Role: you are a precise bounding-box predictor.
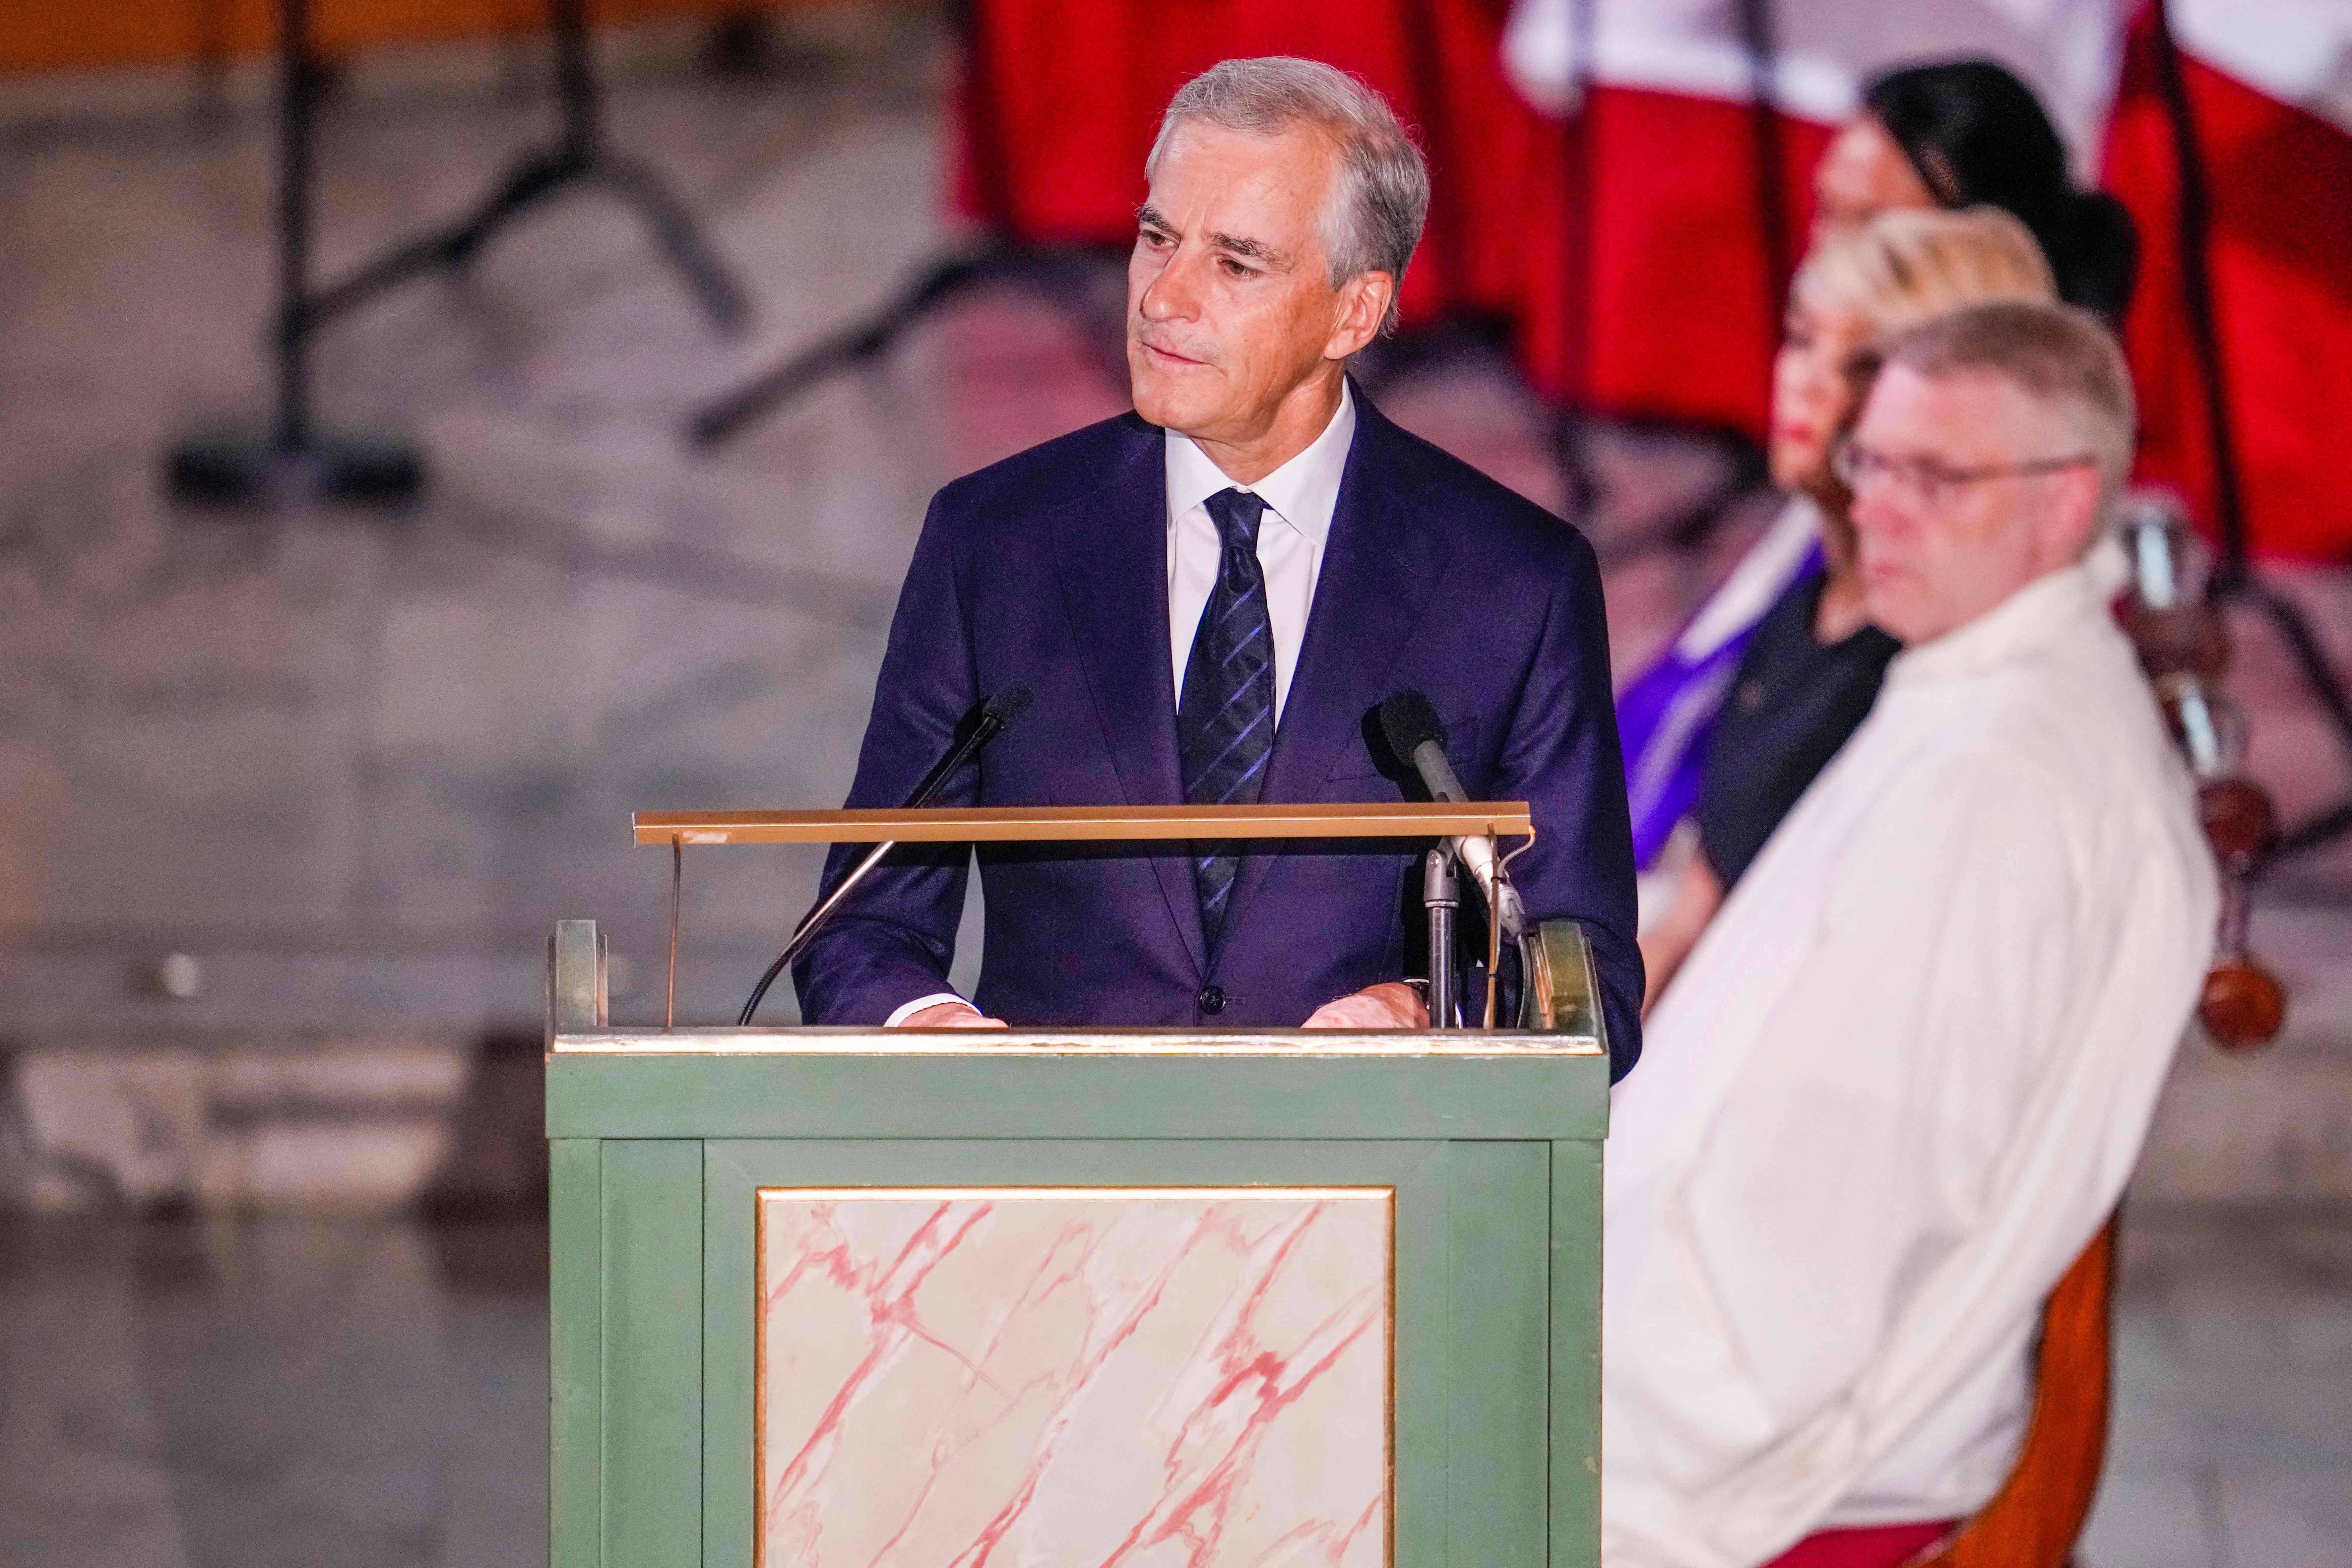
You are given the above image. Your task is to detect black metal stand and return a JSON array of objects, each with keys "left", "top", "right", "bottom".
[
  {"left": 686, "top": 240, "right": 1125, "bottom": 447},
  {"left": 1734, "top": 0, "right": 1795, "bottom": 317},
  {"left": 303, "top": 0, "right": 750, "bottom": 338},
  {"left": 166, "top": 0, "right": 424, "bottom": 508},
  {"left": 683, "top": 240, "right": 1530, "bottom": 451},
  {"left": 685, "top": 0, "right": 1125, "bottom": 449},
  {"left": 1424, "top": 846, "right": 1460, "bottom": 1030},
  {"left": 1526, "top": 0, "right": 1785, "bottom": 540},
  {"left": 1614, "top": 0, "right": 1781, "bottom": 546},
  {"left": 2150, "top": 0, "right": 2352, "bottom": 858},
  {"left": 1350, "top": 309, "right": 1518, "bottom": 394}
]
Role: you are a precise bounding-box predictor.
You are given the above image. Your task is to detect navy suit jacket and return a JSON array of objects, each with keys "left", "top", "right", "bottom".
[{"left": 794, "top": 389, "right": 1644, "bottom": 1078}]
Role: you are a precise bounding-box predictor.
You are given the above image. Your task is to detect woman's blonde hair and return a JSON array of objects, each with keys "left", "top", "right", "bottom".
[{"left": 1792, "top": 205, "right": 2057, "bottom": 336}]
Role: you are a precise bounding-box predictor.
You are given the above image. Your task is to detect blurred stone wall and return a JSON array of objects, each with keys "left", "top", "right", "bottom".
[{"left": 1, "top": 13, "right": 2345, "bottom": 1212}]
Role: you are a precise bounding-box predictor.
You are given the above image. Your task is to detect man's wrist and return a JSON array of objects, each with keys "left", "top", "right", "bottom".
[{"left": 884, "top": 991, "right": 971, "bottom": 1028}]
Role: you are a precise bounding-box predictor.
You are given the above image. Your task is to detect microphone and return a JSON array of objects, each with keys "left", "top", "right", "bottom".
[
  {"left": 737, "top": 682, "right": 1034, "bottom": 1026},
  {"left": 1377, "top": 690, "right": 1525, "bottom": 937},
  {"left": 906, "top": 682, "right": 1033, "bottom": 804}
]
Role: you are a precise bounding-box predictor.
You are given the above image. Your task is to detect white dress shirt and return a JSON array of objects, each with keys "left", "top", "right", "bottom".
[
  {"left": 883, "top": 386, "right": 1357, "bottom": 1027},
  {"left": 1165, "top": 380, "right": 1355, "bottom": 721},
  {"left": 1600, "top": 548, "right": 2217, "bottom": 1567}
]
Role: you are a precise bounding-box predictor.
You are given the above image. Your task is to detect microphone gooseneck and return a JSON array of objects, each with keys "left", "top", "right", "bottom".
[
  {"left": 1377, "top": 690, "right": 1525, "bottom": 939},
  {"left": 897, "top": 682, "right": 1034, "bottom": 808},
  {"left": 736, "top": 682, "right": 1034, "bottom": 1026}
]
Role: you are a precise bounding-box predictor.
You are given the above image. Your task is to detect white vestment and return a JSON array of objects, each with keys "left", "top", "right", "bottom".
[{"left": 1601, "top": 553, "right": 2217, "bottom": 1568}]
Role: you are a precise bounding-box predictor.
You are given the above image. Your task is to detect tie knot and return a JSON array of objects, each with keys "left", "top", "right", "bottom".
[{"left": 1204, "top": 488, "right": 1268, "bottom": 552}]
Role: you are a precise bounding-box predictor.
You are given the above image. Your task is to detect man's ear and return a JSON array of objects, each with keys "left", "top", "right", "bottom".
[
  {"left": 1324, "top": 271, "right": 1394, "bottom": 361},
  {"left": 2049, "top": 464, "right": 2108, "bottom": 563}
]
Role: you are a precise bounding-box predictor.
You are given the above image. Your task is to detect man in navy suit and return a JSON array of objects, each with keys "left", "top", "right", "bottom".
[{"left": 795, "top": 57, "right": 1642, "bottom": 1074}]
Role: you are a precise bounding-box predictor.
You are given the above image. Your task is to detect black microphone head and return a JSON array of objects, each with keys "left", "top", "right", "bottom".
[
  {"left": 1377, "top": 689, "right": 1445, "bottom": 759},
  {"left": 985, "top": 682, "right": 1035, "bottom": 727}
]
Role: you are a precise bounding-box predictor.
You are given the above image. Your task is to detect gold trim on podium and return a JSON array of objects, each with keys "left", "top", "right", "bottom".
[
  {"left": 633, "top": 801, "right": 1533, "bottom": 846},
  {"left": 758, "top": 1183, "right": 1394, "bottom": 1203},
  {"left": 549, "top": 1026, "right": 1604, "bottom": 1057}
]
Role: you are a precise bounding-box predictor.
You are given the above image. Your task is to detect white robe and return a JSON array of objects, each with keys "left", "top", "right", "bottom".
[{"left": 1601, "top": 553, "right": 2218, "bottom": 1568}]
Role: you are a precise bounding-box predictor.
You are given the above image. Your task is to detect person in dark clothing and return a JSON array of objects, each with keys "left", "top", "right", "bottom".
[
  {"left": 1695, "top": 572, "right": 1900, "bottom": 891},
  {"left": 1813, "top": 59, "right": 2139, "bottom": 324},
  {"left": 1637, "top": 207, "right": 2059, "bottom": 1006}
]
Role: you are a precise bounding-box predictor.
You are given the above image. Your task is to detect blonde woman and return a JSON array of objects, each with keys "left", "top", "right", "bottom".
[{"left": 1638, "top": 207, "right": 2058, "bottom": 1006}]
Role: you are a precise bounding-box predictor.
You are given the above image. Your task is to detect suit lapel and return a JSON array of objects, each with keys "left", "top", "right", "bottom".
[
  {"left": 1050, "top": 417, "right": 1209, "bottom": 976},
  {"left": 1226, "top": 395, "right": 1445, "bottom": 927}
]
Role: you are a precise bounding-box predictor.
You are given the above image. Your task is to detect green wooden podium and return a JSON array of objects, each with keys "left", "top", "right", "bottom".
[{"left": 548, "top": 804, "right": 1610, "bottom": 1568}]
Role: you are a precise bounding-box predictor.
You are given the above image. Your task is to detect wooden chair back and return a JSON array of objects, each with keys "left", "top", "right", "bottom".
[{"left": 1919, "top": 1214, "right": 2120, "bottom": 1568}]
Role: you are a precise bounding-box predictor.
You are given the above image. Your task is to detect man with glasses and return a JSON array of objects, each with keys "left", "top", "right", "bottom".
[{"left": 1599, "top": 302, "right": 2217, "bottom": 1568}]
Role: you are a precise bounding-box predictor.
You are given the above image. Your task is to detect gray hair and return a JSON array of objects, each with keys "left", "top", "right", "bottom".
[
  {"left": 1147, "top": 57, "right": 1430, "bottom": 334},
  {"left": 1875, "top": 300, "right": 2138, "bottom": 503}
]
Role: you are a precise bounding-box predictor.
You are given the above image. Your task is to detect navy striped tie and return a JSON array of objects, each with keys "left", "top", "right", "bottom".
[{"left": 1179, "top": 488, "right": 1278, "bottom": 951}]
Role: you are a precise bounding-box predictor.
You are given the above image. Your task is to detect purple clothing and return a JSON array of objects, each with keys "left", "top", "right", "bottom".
[
  {"left": 793, "top": 391, "right": 1645, "bottom": 1079},
  {"left": 1618, "top": 543, "right": 1825, "bottom": 868}
]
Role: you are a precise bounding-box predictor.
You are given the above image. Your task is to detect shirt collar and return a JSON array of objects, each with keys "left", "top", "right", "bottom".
[
  {"left": 1884, "top": 542, "right": 2117, "bottom": 688},
  {"left": 1163, "top": 379, "right": 1356, "bottom": 545}
]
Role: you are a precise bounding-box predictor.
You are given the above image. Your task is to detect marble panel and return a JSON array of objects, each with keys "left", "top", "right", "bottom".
[{"left": 757, "top": 1187, "right": 1391, "bottom": 1568}]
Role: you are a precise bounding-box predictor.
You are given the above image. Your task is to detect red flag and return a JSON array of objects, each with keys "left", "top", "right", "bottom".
[{"left": 2105, "top": 11, "right": 2352, "bottom": 560}]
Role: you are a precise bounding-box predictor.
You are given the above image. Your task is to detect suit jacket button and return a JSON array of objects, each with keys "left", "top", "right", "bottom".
[{"left": 1197, "top": 984, "right": 1226, "bottom": 1015}]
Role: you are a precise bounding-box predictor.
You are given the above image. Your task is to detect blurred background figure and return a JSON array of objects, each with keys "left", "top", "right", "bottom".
[
  {"left": 1816, "top": 60, "right": 2139, "bottom": 322},
  {"left": 0, "top": 2, "right": 2345, "bottom": 1565},
  {"left": 1615, "top": 52, "right": 2129, "bottom": 911},
  {"left": 1633, "top": 206, "right": 2058, "bottom": 1005}
]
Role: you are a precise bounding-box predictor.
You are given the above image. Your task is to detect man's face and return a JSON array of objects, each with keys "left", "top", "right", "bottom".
[
  {"left": 1128, "top": 120, "right": 1381, "bottom": 444},
  {"left": 1847, "top": 364, "right": 2099, "bottom": 644}
]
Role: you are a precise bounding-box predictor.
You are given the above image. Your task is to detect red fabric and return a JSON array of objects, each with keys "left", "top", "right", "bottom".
[
  {"left": 2104, "top": 12, "right": 2352, "bottom": 560},
  {"left": 953, "top": 0, "right": 1544, "bottom": 327},
  {"left": 952, "top": 1, "right": 2350, "bottom": 551},
  {"left": 1759, "top": 1520, "right": 1957, "bottom": 1568},
  {"left": 1509, "top": 86, "right": 1832, "bottom": 435},
  {"left": 952, "top": 0, "right": 1822, "bottom": 444}
]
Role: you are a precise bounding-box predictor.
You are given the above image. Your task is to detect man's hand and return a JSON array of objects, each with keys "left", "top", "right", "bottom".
[
  {"left": 1301, "top": 981, "right": 1428, "bottom": 1030},
  {"left": 891, "top": 1001, "right": 1009, "bottom": 1029}
]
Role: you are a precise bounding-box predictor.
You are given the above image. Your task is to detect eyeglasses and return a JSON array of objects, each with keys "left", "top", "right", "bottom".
[{"left": 1831, "top": 440, "right": 2097, "bottom": 510}]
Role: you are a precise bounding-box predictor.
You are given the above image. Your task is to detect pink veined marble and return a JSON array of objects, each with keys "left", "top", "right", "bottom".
[{"left": 757, "top": 1187, "right": 1393, "bottom": 1568}]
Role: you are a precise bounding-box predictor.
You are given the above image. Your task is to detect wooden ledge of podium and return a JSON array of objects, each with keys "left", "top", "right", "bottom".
[
  {"left": 543, "top": 1021, "right": 1611, "bottom": 1144},
  {"left": 548, "top": 1026, "right": 1604, "bottom": 1058},
  {"left": 632, "top": 801, "right": 1534, "bottom": 846}
]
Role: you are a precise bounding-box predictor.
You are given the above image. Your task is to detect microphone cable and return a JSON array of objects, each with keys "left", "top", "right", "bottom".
[{"left": 736, "top": 682, "right": 1033, "bottom": 1026}]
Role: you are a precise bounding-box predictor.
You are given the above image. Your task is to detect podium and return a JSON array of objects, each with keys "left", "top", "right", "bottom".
[{"left": 548, "top": 804, "right": 1610, "bottom": 1567}]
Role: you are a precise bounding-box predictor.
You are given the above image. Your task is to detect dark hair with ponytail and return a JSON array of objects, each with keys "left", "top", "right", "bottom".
[{"left": 1864, "top": 59, "right": 2138, "bottom": 324}]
